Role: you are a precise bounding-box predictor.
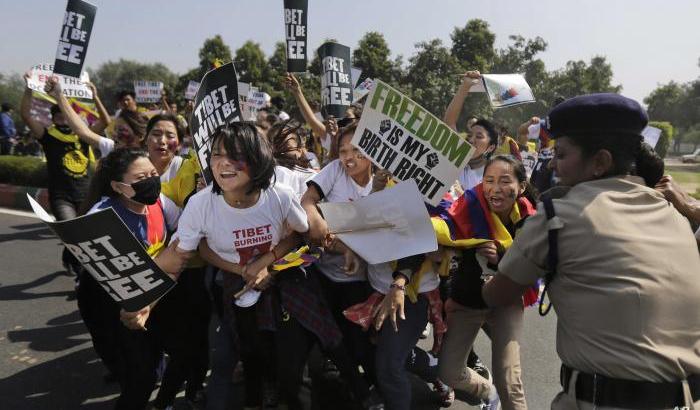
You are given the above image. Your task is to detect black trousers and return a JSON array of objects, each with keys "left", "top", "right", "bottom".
[{"left": 49, "top": 197, "right": 81, "bottom": 271}]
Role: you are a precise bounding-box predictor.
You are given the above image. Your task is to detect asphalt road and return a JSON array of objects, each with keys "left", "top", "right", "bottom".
[{"left": 0, "top": 209, "right": 562, "bottom": 410}]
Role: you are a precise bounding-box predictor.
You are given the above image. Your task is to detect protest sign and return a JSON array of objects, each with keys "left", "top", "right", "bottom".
[
  {"left": 642, "top": 126, "right": 662, "bottom": 150},
  {"left": 237, "top": 82, "right": 256, "bottom": 121},
  {"left": 318, "top": 180, "right": 437, "bottom": 264},
  {"left": 53, "top": 0, "right": 96, "bottom": 79},
  {"left": 27, "top": 195, "right": 175, "bottom": 312},
  {"left": 351, "top": 80, "right": 475, "bottom": 206},
  {"left": 481, "top": 74, "right": 535, "bottom": 108},
  {"left": 134, "top": 81, "right": 164, "bottom": 103},
  {"left": 318, "top": 42, "right": 353, "bottom": 118},
  {"left": 185, "top": 80, "right": 200, "bottom": 100},
  {"left": 353, "top": 78, "right": 375, "bottom": 101},
  {"left": 247, "top": 90, "right": 269, "bottom": 110},
  {"left": 27, "top": 63, "right": 93, "bottom": 99},
  {"left": 520, "top": 150, "right": 538, "bottom": 178},
  {"left": 190, "top": 62, "right": 242, "bottom": 184},
  {"left": 351, "top": 66, "right": 362, "bottom": 88},
  {"left": 283, "top": 0, "right": 308, "bottom": 72}
]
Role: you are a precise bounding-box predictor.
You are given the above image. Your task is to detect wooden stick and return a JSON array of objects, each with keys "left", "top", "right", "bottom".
[
  {"left": 329, "top": 223, "right": 396, "bottom": 235},
  {"left": 234, "top": 284, "right": 251, "bottom": 299}
]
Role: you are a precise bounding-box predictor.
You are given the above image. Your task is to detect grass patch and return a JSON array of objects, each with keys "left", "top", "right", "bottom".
[{"left": 668, "top": 170, "right": 700, "bottom": 185}]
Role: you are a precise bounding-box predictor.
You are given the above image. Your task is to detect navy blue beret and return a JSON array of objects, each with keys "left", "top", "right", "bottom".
[{"left": 546, "top": 93, "right": 648, "bottom": 138}]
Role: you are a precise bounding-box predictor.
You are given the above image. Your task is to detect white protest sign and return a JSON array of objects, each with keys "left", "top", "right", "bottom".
[
  {"left": 134, "top": 80, "right": 164, "bottom": 103},
  {"left": 642, "top": 126, "right": 662, "bottom": 149},
  {"left": 238, "top": 82, "right": 256, "bottom": 121},
  {"left": 353, "top": 78, "right": 375, "bottom": 101},
  {"left": 521, "top": 150, "right": 538, "bottom": 178},
  {"left": 247, "top": 90, "right": 269, "bottom": 109},
  {"left": 351, "top": 80, "right": 475, "bottom": 206},
  {"left": 351, "top": 66, "right": 363, "bottom": 88},
  {"left": 482, "top": 74, "right": 535, "bottom": 108},
  {"left": 185, "top": 80, "right": 200, "bottom": 100},
  {"left": 27, "top": 63, "right": 93, "bottom": 99},
  {"left": 318, "top": 180, "right": 437, "bottom": 264}
]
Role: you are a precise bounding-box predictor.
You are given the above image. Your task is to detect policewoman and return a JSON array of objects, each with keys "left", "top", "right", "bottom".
[{"left": 483, "top": 93, "right": 700, "bottom": 409}]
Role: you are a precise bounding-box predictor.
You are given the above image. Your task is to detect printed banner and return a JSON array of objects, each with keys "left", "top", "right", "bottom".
[
  {"left": 53, "top": 0, "right": 96, "bottom": 78},
  {"left": 481, "top": 74, "right": 535, "bottom": 109},
  {"left": 353, "top": 78, "right": 375, "bottom": 101},
  {"left": 283, "top": 0, "right": 308, "bottom": 72},
  {"left": 351, "top": 66, "right": 362, "bottom": 88},
  {"left": 642, "top": 126, "right": 662, "bottom": 150},
  {"left": 318, "top": 180, "right": 437, "bottom": 264},
  {"left": 247, "top": 90, "right": 269, "bottom": 109},
  {"left": 134, "top": 81, "right": 164, "bottom": 103},
  {"left": 237, "top": 82, "right": 256, "bottom": 121},
  {"left": 318, "top": 42, "right": 353, "bottom": 118},
  {"left": 27, "top": 63, "right": 93, "bottom": 99},
  {"left": 190, "top": 62, "right": 242, "bottom": 184},
  {"left": 351, "top": 80, "right": 475, "bottom": 206},
  {"left": 184, "top": 80, "right": 200, "bottom": 100},
  {"left": 27, "top": 195, "right": 175, "bottom": 312}
]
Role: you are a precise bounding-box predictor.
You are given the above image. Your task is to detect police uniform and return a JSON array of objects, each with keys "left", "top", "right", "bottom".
[{"left": 497, "top": 94, "right": 700, "bottom": 409}]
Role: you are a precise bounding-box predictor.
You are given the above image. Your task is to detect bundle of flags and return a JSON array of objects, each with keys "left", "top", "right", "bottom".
[{"left": 429, "top": 183, "right": 540, "bottom": 306}]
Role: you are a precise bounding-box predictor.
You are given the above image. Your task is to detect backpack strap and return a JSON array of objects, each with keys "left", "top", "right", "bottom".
[{"left": 538, "top": 193, "right": 562, "bottom": 316}]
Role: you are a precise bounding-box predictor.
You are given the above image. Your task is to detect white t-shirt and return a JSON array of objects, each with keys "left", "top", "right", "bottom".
[
  {"left": 458, "top": 164, "right": 484, "bottom": 191},
  {"left": 274, "top": 165, "right": 315, "bottom": 200},
  {"left": 175, "top": 184, "right": 308, "bottom": 265},
  {"left": 160, "top": 155, "right": 184, "bottom": 183},
  {"left": 309, "top": 159, "right": 373, "bottom": 282},
  {"left": 98, "top": 136, "right": 115, "bottom": 157},
  {"left": 306, "top": 152, "right": 321, "bottom": 169},
  {"left": 368, "top": 262, "right": 440, "bottom": 295}
]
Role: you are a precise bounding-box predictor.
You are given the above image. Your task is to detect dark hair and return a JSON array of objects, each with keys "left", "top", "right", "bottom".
[
  {"left": 210, "top": 122, "right": 275, "bottom": 195},
  {"left": 116, "top": 90, "right": 135, "bottom": 102},
  {"left": 96, "top": 148, "right": 149, "bottom": 198},
  {"left": 331, "top": 121, "right": 359, "bottom": 159},
  {"left": 268, "top": 119, "right": 311, "bottom": 170},
  {"left": 347, "top": 102, "right": 363, "bottom": 119},
  {"left": 271, "top": 96, "right": 285, "bottom": 111},
  {"left": 472, "top": 118, "right": 499, "bottom": 147},
  {"left": 634, "top": 142, "right": 664, "bottom": 187},
  {"left": 50, "top": 104, "right": 61, "bottom": 117},
  {"left": 484, "top": 154, "right": 539, "bottom": 205},
  {"left": 1, "top": 103, "right": 12, "bottom": 112},
  {"left": 566, "top": 133, "right": 643, "bottom": 178},
  {"left": 146, "top": 113, "right": 185, "bottom": 143},
  {"left": 118, "top": 109, "right": 148, "bottom": 142}
]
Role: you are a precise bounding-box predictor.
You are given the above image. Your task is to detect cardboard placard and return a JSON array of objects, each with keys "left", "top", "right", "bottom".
[
  {"left": 351, "top": 80, "right": 475, "bottom": 206},
  {"left": 642, "top": 126, "right": 662, "bottom": 150},
  {"left": 351, "top": 66, "right": 362, "bottom": 88},
  {"left": 353, "top": 78, "right": 375, "bottom": 101},
  {"left": 27, "top": 195, "right": 175, "bottom": 312},
  {"left": 134, "top": 81, "right": 164, "bottom": 103},
  {"left": 318, "top": 180, "right": 437, "bottom": 264},
  {"left": 482, "top": 74, "right": 535, "bottom": 108},
  {"left": 185, "top": 80, "right": 200, "bottom": 100},
  {"left": 27, "top": 63, "right": 93, "bottom": 100},
  {"left": 247, "top": 90, "right": 269, "bottom": 109},
  {"left": 53, "top": 0, "right": 96, "bottom": 78},
  {"left": 318, "top": 42, "right": 353, "bottom": 118},
  {"left": 189, "top": 62, "right": 242, "bottom": 184},
  {"left": 283, "top": 0, "right": 308, "bottom": 72}
]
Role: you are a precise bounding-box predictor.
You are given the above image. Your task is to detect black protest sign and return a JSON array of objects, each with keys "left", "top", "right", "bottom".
[
  {"left": 53, "top": 0, "right": 96, "bottom": 78},
  {"left": 284, "top": 0, "right": 308, "bottom": 72},
  {"left": 318, "top": 42, "right": 353, "bottom": 118},
  {"left": 27, "top": 196, "right": 175, "bottom": 312},
  {"left": 190, "top": 62, "right": 241, "bottom": 184}
]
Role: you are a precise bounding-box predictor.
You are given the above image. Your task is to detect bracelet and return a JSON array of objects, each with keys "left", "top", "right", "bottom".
[{"left": 389, "top": 283, "right": 405, "bottom": 292}]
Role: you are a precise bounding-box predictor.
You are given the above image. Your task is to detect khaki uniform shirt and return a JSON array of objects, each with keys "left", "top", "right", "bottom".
[{"left": 499, "top": 176, "right": 700, "bottom": 382}]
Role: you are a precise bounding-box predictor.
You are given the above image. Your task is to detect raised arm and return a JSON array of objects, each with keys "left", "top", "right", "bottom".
[
  {"left": 300, "top": 183, "right": 329, "bottom": 245},
  {"left": 517, "top": 116, "right": 539, "bottom": 147},
  {"left": 86, "top": 82, "right": 112, "bottom": 134},
  {"left": 44, "top": 76, "right": 103, "bottom": 149},
  {"left": 20, "top": 73, "right": 46, "bottom": 139},
  {"left": 443, "top": 71, "right": 481, "bottom": 132},
  {"left": 284, "top": 73, "right": 326, "bottom": 138}
]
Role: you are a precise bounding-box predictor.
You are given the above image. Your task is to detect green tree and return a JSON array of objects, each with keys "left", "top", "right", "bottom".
[
  {"left": 175, "top": 35, "right": 233, "bottom": 106},
  {"left": 450, "top": 19, "right": 496, "bottom": 72},
  {"left": 234, "top": 41, "right": 271, "bottom": 91},
  {"left": 0, "top": 73, "right": 26, "bottom": 129},
  {"left": 541, "top": 56, "right": 622, "bottom": 102},
  {"left": 91, "top": 59, "right": 178, "bottom": 112},
  {"left": 353, "top": 32, "right": 401, "bottom": 84}
]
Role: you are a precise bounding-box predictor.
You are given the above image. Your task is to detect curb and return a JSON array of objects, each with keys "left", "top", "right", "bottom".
[{"left": 0, "top": 184, "right": 50, "bottom": 212}]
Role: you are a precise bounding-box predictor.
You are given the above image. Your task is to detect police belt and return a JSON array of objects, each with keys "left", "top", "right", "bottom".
[{"left": 561, "top": 364, "right": 700, "bottom": 408}]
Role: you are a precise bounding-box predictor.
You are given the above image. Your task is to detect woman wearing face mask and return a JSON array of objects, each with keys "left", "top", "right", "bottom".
[
  {"left": 435, "top": 155, "right": 536, "bottom": 410},
  {"left": 483, "top": 94, "right": 700, "bottom": 410},
  {"left": 86, "top": 148, "right": 180, "bottom": 410}
]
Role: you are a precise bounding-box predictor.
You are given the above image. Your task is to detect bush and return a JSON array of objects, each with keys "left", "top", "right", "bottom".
[
  {"left": 0, "top": 156, "right": 48, "bottom": 188},
  {"left": 648, "top": 121, "right": 673, "bottom": 158}
]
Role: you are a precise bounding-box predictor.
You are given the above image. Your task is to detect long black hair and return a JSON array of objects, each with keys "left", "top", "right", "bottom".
[
  {"left": 268, "top": 119, "right": 312, "bottom": 170},
  {"left": 210, "top": 122, "right": 276, "bottom": 195}
]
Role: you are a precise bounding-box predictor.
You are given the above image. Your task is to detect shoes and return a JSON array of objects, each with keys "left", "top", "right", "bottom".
[
  {"left": 262, "top": 381, "right": 279, "bottom": 408},
  {"left": 420, "top": 323, "right": 432, "bottom": 339},
  {"left": 362, "top": 385, "right": 385, "bottom": 410},
  {"left": 432, "top": 379, "right": 455, "bottom": 407},
  {"left": 479, "top": 384, "right": 500, "bottom": 410},
  {"left": 471, "top": 357, "right": 493, "bottom": 385}
]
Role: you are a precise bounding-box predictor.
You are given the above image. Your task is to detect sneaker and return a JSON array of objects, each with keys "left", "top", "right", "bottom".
[
  {"left": 471, "top": 357, "right": 493, "bottom": 385},
  {"left": 432, "top": 379, "right": 455, "bottom": 407},
  {"left": 479, "top": 384, "right": 500, "bottom": 410},
  {"left": 420, "top": 323, "right": 432, "bottom": 339},
  {"left": 262, "top": 381, "right": 279, "bottom": 408}
]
